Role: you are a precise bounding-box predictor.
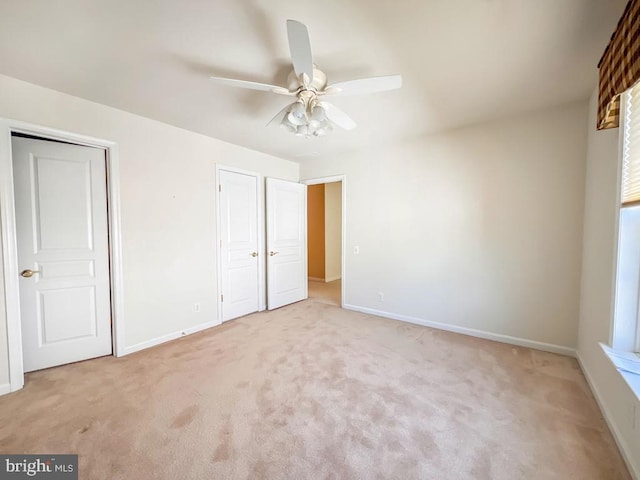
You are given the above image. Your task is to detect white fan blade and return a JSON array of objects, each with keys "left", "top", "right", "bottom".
[
  {"left": 324, "top": 75, "right": 402, "bottom": 96},
  {"left": 210, "top": 76, "right": 293, "bottom": 95},
  {"left": 267, "top": 103, "right": 294, "bottom": 126},
  {"left": 286, "top": 20, "right": 314, "bottom": 81},
  {"left": 321, "top": 102, "right": 357, "bottom": 130}
]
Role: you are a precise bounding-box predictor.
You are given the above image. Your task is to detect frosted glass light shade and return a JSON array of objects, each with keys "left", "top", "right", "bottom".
[
  {"left": 295, "top": 125, "right": 309, "bottom": 137},
  {"left": 280, "top": 117, "right": 296, "bottom": 133},
  {"left": 287, "top": 102, "right": 308, "bottom": 126},
  {"left": 310, "top": 105, "right": 326, "bottom": 122}
]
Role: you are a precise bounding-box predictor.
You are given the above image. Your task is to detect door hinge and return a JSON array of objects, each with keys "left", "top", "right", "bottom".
[
  {"left": 218, "top": 184, "right": 221, "bottom": 192},
  {"left": 221, "top": 294, "right": 224, "bottom": 302}
]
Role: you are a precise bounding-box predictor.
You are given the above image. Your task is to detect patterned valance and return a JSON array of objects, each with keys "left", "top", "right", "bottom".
[{"left": 597, "top": 0, "right": 640, "bottom": 130}]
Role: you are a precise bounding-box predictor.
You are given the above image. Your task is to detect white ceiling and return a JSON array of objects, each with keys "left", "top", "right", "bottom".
[{"left": 0, "top": 0, "right": 628, "bottom": 162}]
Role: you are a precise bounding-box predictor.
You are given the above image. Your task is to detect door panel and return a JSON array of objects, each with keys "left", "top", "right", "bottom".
[
  {"left": 267, "top": 178, "right": 307, "bottom": 310},
  {"left": 12, "top": 136, "right": 112, "bottom": 372},
  {"left": 219, "top": 170, "right": 259, "bottom": 321},
  {"left": 34, "top": 156, "right": 94, "bottom": 250},
  {"left": 39, "top": 286, "right": 97, "bottom": 342}
]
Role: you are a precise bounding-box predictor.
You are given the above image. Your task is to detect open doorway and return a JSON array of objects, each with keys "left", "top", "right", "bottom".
[{"left": 307, "top": 180, "right": 342, "bottom": 306}]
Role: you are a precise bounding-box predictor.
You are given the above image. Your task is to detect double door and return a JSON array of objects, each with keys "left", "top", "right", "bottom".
[{"left": 218, "top": 170, "right": 307, "bottom": 321}]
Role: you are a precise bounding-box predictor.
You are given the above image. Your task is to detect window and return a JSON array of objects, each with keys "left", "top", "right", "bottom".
[
  {"left": 612, "top": 81, "right": 640, "bottom": 355},
  {"left": 603, "top": 82, "right": 640, "bottom": 393}
]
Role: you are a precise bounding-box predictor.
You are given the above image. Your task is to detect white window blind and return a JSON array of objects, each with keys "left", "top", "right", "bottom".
[{"left": 622, "top": 81, "right": 640, "bottom": 206}]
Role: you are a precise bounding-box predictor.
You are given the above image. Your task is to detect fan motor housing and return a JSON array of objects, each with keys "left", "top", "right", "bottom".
[{"left": 287, "top": 66, "right": 327, "bottom": 92}]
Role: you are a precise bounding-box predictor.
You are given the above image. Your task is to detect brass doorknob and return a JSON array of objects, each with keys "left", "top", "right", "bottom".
[
  {"left": 20, "top": 269, "right": 40, "bottom": 278},
  {"left": 250, "top": 252, "right": 258, "bottom": 257},
  {"left": 269, "top": 251, "right": 279, "bottom": 256}
]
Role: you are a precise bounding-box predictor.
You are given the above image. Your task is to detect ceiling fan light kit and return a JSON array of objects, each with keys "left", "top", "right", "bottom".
[
  {"left": 210, "top": 20, "right": 402, "bottom": 139},
  {"left": 280, "top": 90, "right": 332, "bottom": 137}
]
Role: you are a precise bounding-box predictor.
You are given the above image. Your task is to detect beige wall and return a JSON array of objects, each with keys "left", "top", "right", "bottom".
[
  {"left": 0, "top": 74, "right": 298, "bottom": 391},
  {"left": 324, "top": 181, "right": 342, "bottom": 282},
  {"left": 301, "top": 101, "right": 588, "bottom": 350},
  {"left": 307, "top": 184, "right": 325, "bottom": 279},
  {"left": 577, "top": 89, "right": 640, "bottom": 477}
]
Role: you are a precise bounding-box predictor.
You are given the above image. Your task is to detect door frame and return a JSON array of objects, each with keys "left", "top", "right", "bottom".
[
  {"left": 302, "top": 175, "right": 346, "bottom": 308},
  {"left": 214, "top": 164, "right": 266, "bottom": 322},
  {"left": 0, "top": 118, "right": 125, "bottom": 394}
]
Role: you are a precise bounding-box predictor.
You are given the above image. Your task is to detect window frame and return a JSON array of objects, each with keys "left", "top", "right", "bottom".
[{"left": 612, "top": 83, "right": 640, "bottom": 355}]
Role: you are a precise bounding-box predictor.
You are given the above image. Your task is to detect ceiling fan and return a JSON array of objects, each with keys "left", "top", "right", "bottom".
[{"left": 210, "top": 20, "right": 402, "bottom": 138}]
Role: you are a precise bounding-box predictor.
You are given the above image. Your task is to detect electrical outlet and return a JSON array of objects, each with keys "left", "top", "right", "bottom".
[
  {"left": 194, "top": 303, "right": 200, "bottom": 313},
  {"left": 354, "top": 245, "right": 360, "bottom": 254},
  {"left": 377, "top": 292, "right": 384, "bottom": 301}
]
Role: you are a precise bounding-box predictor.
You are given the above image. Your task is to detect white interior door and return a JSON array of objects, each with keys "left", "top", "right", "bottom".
[
  {"left": 219, "top": 169, "right": 260, "bottom": 321},
  {"left": 12, "top": 136, "right": 112, "bottom": 372},
  {"left": 266, "top": 178, "right": 307, "bottom": 309}
]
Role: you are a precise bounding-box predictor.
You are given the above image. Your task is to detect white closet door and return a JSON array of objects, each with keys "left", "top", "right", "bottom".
[
  {"left": 219, "top": 169, "right": 260, "bottom": 321},
  {"left": 266, "top": 177, "right": 307, "bottom": 309},
  {"left": 12, "top": 136, "right": 112, "bottom": 372}
]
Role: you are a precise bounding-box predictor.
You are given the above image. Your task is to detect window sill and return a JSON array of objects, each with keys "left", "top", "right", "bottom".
[{"left": 600, "top": 342, "right": 640, "bottom": 401}]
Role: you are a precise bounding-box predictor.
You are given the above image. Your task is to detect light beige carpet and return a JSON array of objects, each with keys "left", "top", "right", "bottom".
[
  {"left": 308, "top": 279, "right": 341, "bottom": 307},
  {"left": 0, "top": 300, "right": 630, "bottom": 479}
]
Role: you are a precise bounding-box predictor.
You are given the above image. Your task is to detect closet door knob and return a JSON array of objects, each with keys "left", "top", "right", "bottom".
[{"left": 20, "top": 269, "right": 40, "bottom": 278}]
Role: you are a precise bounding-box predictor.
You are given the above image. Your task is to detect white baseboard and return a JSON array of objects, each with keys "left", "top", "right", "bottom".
[
  {"left": 0, "top": 383, "right": 11, "bottom": 396},
  {"left": 343, "top": 303, "right": 576, "bottom": 357},
  {"left": 325, "top": 275, "right": 341, "bottom": 283},
  {"left": 121, "top": 319, "right": 221, "bottom": 356},
  {"left": 577, "top": 353, "right": 639, "bottom": 480},
  {"left": 308, "top": 277, "right": 324, "bottom": 282}
]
